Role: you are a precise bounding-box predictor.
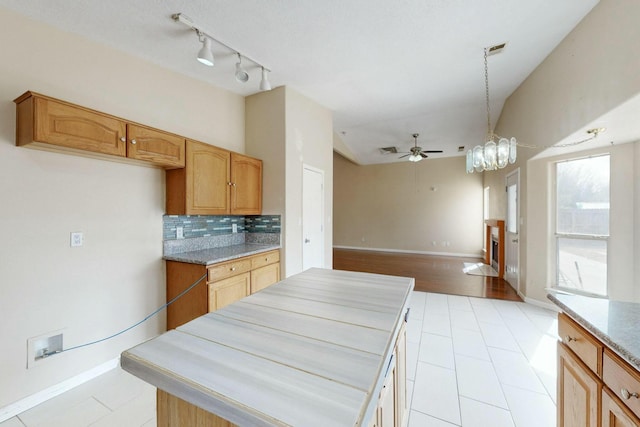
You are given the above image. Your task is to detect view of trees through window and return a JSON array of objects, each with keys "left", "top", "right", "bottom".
[{"left": 555, "top": 155, "right": 609, "bottom": 296}]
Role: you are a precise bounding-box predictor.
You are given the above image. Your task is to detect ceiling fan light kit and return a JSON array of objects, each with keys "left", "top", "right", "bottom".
[
  {"left": 398, "top": 133, "right": 444, "bottom": 162},
  {"left": 172, "top": 13, "right": 271, "bottom": 91}
]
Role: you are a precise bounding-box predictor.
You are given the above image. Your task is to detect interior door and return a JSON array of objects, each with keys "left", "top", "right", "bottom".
[
  {"left": 505, "top": 169, "right": 520, "bottom": 293},
  {"left": 302, "top": 165, "right": 324, "bottom": 270}
]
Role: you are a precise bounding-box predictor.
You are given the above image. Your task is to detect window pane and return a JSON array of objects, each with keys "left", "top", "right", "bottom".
[
  {"left": 556, "top": 155, "right": 610, "bottom": 235},
  {"left": 557, "top": 237, "right": 607, "bottom": 296}
]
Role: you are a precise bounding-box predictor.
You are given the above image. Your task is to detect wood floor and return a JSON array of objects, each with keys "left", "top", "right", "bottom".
[{"left": 333, "top": 248, "right": 522, "bottom": 301}]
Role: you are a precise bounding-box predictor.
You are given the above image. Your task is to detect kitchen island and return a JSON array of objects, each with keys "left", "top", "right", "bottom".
[{"left": 121, "top": 268, "right": 414, "bottom": 426}]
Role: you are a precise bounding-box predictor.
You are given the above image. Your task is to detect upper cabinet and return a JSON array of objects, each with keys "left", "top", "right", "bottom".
[
  {"left": 230, "top": 153, "right": 262, "bottom": 215},
  {"left": 166, "top": 140, "right": 262, "bottom": 215},
  {"left": 14, "top": 91, "right": 185, "bottom": 169}
]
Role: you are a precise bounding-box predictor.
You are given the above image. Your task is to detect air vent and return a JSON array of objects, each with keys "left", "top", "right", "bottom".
[
  {"left": 487, "top": 43, "right": 507, "bottom": 56},
  {"left": 458, "top": 146, "right": 465, "bottom": 152},
  {"left": 379, "top": 147, "right": 398, "bottom": 154}
]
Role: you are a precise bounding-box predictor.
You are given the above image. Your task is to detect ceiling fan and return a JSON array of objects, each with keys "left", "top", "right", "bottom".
[{"left": 398, "top": 133, "right": 443, "bottom": 162}]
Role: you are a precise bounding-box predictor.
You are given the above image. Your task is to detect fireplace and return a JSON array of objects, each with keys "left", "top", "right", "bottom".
[
  {"left": 484, "top": 219, "right": 505, "bottom": 278},
  {"left": 491, "top": 237, "right": 499, "bottom": 271}
]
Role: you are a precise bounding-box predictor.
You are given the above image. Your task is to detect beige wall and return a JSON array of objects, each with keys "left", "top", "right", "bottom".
[
  {"left": 333, "top": 153, "right": 484, "bottom": 256},
  {"left": 0, "top": 8, "right": 245, "bottom": 408},
  {"left": 246, "top": 86, "right": 333, "bottom": 277},
  {"left": 486, "top": 0, "right": 640, "bottom": 303}
]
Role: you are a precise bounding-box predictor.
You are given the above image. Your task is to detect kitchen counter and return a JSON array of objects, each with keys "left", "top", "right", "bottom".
[
  {"left": 548, "top": 292, "right": 640, "bottom": 369},
  {"left": 121, "top": 268, "right": 414, "bottom": 426},
  {"left": 163, "top": 243, "right": 280, "bottom": 265}
]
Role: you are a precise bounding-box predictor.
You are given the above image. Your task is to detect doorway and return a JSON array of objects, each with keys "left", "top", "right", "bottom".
[
  {"left": 302, "top": 165, "right": 325, "bottom": 270},
  {"left": 505, "top": 168, "right": 520, "bottom": 294}
]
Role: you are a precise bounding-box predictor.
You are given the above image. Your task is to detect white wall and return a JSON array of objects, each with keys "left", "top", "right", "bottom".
[
  {"left": 333, "top": 153, "right": 484, "bottom": 256},
  {"left": 0, "top": 8, "right": 244, "bottom": 408}
]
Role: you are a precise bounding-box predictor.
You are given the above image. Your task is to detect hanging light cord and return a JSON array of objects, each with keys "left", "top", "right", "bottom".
[
  {"left": 43, "top": 273, "right": 208, "bottom": 357},
  {"left": 516, "top": 128, "right": 604, "bottom": 149},
  {"left": 484, "top": 48, "right": 493, "bottom": 139}
]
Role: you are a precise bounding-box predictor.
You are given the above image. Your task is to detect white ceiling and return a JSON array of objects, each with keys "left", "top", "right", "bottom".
[{"left": 0, "top": 0, "right": 601, "bottom": 164}]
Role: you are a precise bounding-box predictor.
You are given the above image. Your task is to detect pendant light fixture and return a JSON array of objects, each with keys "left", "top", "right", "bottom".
[
  {"left": 466, "top": 44, "right": 517, "bottom": 174},
  {"left": 172, "top": 13, "right": 272, "bottom": 91}
]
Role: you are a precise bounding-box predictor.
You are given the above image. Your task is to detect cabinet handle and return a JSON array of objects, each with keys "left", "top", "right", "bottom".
[
  {"left": 621, "top": 388, "right": 639, "bottom": 400},
  {"left": 565, "top": 335, "right": 577, "bottom": 343},
  {"left": 120, "top": 136, "right": 126, "bottom": 142},
  {"left": 131, "top": 139, "right": 137, "bottom": 145},
  {"left": 232, "top": 183, "right": 237, "bottom": 187},
  {"left": 228, "top": 182, "right": 232, "bottom": 186},
  {"left": 230, "top": 267, "right": 236, "bottom": 271}
]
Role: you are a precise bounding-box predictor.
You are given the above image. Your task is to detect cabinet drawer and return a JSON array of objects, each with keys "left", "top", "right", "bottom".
[
  {"left": 558, "top": 313, "right": 603, "bottom": 375},
  {"left": 603, "top": 349, "right": 640, "bottom": 420},
  {"left": 207, "top": 258, "right": 251, "bottom": 282},
  {"left": 251, "top": 250, "right": 280, "bottom": 269}
]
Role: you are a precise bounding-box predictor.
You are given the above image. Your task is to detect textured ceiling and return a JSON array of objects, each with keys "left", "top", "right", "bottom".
[{"left": 0, "top": 0, "right": 601, "bottom": 164}]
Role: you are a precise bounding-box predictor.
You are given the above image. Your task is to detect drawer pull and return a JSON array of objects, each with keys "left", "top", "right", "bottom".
[
  {"left": 230, "top": 267, "right": 236, "bottom": 271},
  {"left": 621, "top": 388, "right": 639, "bottom": 400},
  {"left": 565, "top": 335, "right": 577, "bottom": 343}
]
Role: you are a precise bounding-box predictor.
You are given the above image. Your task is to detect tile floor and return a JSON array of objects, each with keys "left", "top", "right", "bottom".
[{"left": 1, "top": 291, "right": 559, "bottom": 427}]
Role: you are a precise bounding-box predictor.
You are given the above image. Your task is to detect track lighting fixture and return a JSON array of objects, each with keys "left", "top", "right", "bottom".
[
  {"left": 172, "top": 13, "right": 272, "bottom": 91},
  {"left": 260, "top": 67, "right": 271, "bottom": 91},
  {"left": 196, "top": 32, "right": 214, "bottom": 66},
  {"left": 235, "top": 54, "right": 249, "bottom": 83}
]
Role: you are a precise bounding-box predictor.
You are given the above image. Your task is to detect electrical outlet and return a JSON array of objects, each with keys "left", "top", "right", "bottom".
[
  {"left": 70, "top": 232, "right": 83, "bottom": 247},
  {"left": 232, "top": 224, "right": 238, "bottom": 233},
  {"left": 176, "top": 227, "right": 184, "bottom": 239},
  {"left": 27, "top": 330, "right": 64, "bottom": 368}
]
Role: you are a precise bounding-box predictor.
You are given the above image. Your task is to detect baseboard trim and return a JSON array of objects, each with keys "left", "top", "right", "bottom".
[
  {"left": 521, "top": 294, "right": 560, "bottom": 312},
  {"left": 333, "top": 245, "right": 482, "bottom": 259},
  {"left": 0, "top": 357, "right": 120, "bottom": 423}
]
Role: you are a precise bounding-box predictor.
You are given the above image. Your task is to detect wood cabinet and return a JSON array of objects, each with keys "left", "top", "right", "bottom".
[
  {"left": 370, "top": 320, "right": 408, "bottom": 427},
  {"left": 14, "top": 91, "right": 185, "bottom": 168},
  {"left": 557, "top": 341, "right": 600, "bottom": 427},
  {"left": 557, "top": 312, "right": 640, "bottom": 427},
  {"left": 166, "top": 141, "right": 262, "bottom": 215},
  {"left": 166, "top": 249, "right": 280, "bottom": 329}
]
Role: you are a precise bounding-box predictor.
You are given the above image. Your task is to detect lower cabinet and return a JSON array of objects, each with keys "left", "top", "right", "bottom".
[
  {"left": 166, "top": 249, "right": 280, "bottom": 329},
  {"left": 370, "top": 321, "right": 407, "bottom": 427},
  {"left": 557, "top": 313, "right": 640, "bottom": 427}
]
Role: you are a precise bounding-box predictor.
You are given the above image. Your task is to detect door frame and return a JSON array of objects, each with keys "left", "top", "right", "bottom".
[
  {"left": 302, "top": 164, "right": 325, "bottom": 270},
  {"left": 505, "top": 168, "right": 521, "bottom": 295}
]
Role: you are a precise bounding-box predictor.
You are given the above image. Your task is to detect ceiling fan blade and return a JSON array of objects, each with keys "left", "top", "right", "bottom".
[
  {"left": 422, "top": 150, "right": 443, "bottom": 153},
  {"left": 398, "top": 153, "right": 410, "bottom": 159},
  {"left": 420, "top": 153, "right": 429, "bottom": 158}
]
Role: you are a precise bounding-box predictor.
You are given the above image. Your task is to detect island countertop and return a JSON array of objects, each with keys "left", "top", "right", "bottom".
[
  {"left": 121, "top": 268, "right": 414, "bottom": 426},
  {"left": 548, "top": 292, "right": 640, "bottom": 370}
]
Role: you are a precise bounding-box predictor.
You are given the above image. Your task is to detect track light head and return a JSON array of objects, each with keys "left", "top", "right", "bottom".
[
  {"left": 260, "top": 67, "right": 271, "bottom": 91},
  {"left": 196, "top": 36, "right": 214, "bottom": 66},
  {"left": 235, "top": 54, "right": 249, "bottom": 83}
]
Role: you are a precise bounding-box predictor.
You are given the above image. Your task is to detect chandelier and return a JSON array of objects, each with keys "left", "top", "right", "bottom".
[{"left": 466, "top": 45, "right": 516, "bottom": 173}]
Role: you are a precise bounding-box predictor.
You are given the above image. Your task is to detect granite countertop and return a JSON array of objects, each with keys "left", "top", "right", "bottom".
[
  {"left": 163, "top": 243, "right": 280, "bottom": 265},
  {"left": 548, "top": 292, "right": 640, "bottom": 370},
  {"left": 121, "top": 268, "right": 414, "bottom": 426}
]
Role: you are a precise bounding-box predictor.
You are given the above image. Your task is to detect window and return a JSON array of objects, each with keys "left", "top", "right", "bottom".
[{"left": 555, "top": 155, "right": 609, "bottom": 296}]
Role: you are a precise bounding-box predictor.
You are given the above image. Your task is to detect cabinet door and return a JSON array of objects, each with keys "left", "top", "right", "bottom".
[
  {"left": 251, "top": 263, "right": 280, "bottom": 294},
  {"left": 166, "top": 140, "right": 230, "bottom": 215},
  {"left": 378, "top": 358, "right": 396, "bottom": 427},
  {"left": 395, "top": 322, "right": 408, "bottom": 427},
  {"left": 209, "top": 272, "right": 250, "bottom": 311},
  {"left": 127, "top": 124, "right": 185, "bottom": 168},
  {"left": 602, "top": 388, "right": 640, "bottom": 427},
  {"left": 32, "top": 96, "right": 126, "bottom": 156},
  {"left": 558, "top": 342, "right": 600, "bottom": 427},
  {"left": 230, "top": 153, "right": 262, "bottom": 215}
]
